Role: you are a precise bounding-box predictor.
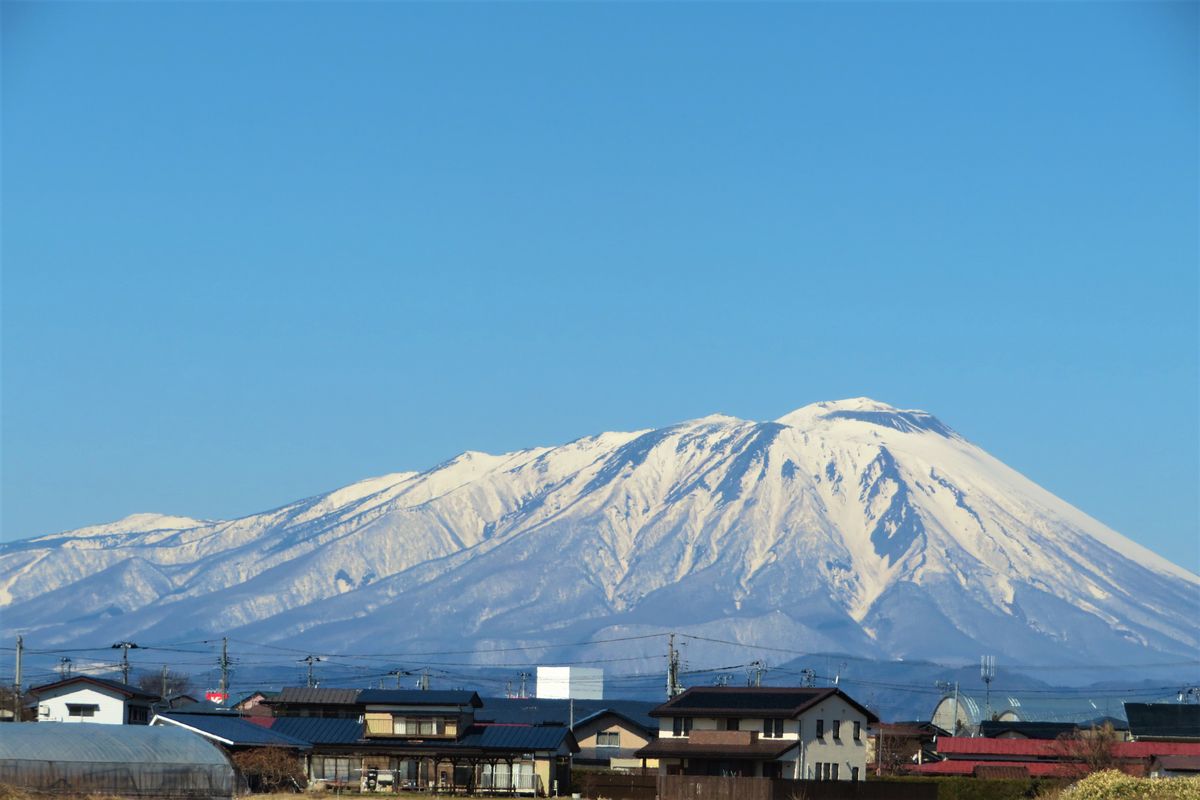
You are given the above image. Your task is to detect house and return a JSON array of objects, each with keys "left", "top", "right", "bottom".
[
  {"left": 476, "top": 697, "right": 660, "bottom": 772},
  {"left": 635, "top": 686, "right": 878, "bottom": 781},
  {"left": 867, "top": 721, "right": 947, "bottom": 773},
  {"left": 1148, "top": 755, "right": 1200, "bottom": 778},
  {"left": 262, "top": 686, "right": 362, "bottom": 718},
  {"left": 1124, "top": 703, "right": 1200, "bottom": 742},
  {"left": 572, "top": 708, "right": 659, "bottom": 771},
  {"left": 250, "top": 687, "right": 579, "bottom": 795},
  {"left": 30, "top": 676, "right": 160, "bottom": 725}
]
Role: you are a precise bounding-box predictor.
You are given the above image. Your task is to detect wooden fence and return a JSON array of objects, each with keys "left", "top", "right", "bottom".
[{"left": 577, "top": 774, "right": 937, "bottom": 800}]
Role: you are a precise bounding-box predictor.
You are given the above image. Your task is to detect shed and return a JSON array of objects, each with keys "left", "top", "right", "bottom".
[{"left": 0, "top": 723, "right": 235, "bottom": 800}]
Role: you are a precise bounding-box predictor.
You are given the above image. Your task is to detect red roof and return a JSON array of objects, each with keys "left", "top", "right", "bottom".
[
  {"left": 913, "top": 760, "right": 1075, "bottom": 777},
  {"left": 936, "top": 737, "right": 1200, "bottom": 759}
]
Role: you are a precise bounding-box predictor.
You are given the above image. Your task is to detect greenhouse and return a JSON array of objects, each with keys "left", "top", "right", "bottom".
[{"left": 0, "top": 723, "right": 236, "bottom": 800}]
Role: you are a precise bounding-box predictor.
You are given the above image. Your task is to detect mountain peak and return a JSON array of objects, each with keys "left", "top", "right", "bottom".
[{"left": 776, "top": 398, "right": 956, "bottom": 438}]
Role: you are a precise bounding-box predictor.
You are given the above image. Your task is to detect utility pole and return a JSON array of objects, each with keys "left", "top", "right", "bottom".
[
  {"left": 980, "top": 656, "right": 995, "bottom": 721},
  {"left": 58, "top": 656, "right": 72, "bottom": 679},
  {"left": 518, "top": 672, "right": 530, "bottom": 699},
  {"left": 666, "top": 634, "right": 682, "bottom": 698},
  {"left": 800, "top": 668, "right": 816, "bottom": 688},
  {"left": 301, "top": 655, "right": 321, "bottom": 688},
  {"left": 419, "top": 669, "right": 430, "bottom": 691},
  {"left": 218, "top": 637, "right": 231, "bottom": 695},
  {"left": 388, "top": 669, "right": 406, "bottom": 689},
  {"left": 747, "top": 660, "right": 766, "bottom": 687},
  {"left": 112, "top": 641, "right": 138, "bottom": 684},
  {"left": 13, "top": 636, "right": 23, "bottom": 722}
]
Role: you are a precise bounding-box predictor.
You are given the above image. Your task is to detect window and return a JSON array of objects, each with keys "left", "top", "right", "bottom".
[
  {"left": 831, "top": 764, "right": 839, "bottom": 780},
  {"left": 851, "top": 767, "right": 860, "bottom": 782},
  {"left": 66, "top": 704, "right": 98, "bottom": 718},
  {"left": 832, "top": 719, "right": 841, "bottom": 740},
  {"left": 822, "top": 763, "right": 831, "bottom": 780},
  {"left": 724, "top": 718, "right": 740, "bottom": 731},
  {"left": 853, "top": 721, "right": 861, "bottom": 741},
  {"left": 127, "top": 705, "right": 148, "bottom": 724},
  {"left": 312, "top": 756, "right": 354, "bottom": 782},
  {"left": 815, "top": 719, "right": 824, "bottom": 739},
  {"left": 672, "top": 717, "right": 692, "bottom": 737},
  {"left": 762, "top": 718, "right": 783, "bottom": 738},
  {"left": 596, "top": 731, "right": 620, "bottom": 748}
]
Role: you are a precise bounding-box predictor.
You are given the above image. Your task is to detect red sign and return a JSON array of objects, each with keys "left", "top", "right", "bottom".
[{"left": 205, "top": 690, "right": 229, "bottom": 704}]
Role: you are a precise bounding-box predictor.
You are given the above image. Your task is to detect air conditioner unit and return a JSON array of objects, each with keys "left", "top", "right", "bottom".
[{"left": 38, "top": 706, "right": 49, "bottom": 717}]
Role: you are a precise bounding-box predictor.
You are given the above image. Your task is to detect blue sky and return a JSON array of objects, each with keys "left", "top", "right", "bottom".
[{"left": 2, "top": 2, "right": 1197, "bottom": 570}]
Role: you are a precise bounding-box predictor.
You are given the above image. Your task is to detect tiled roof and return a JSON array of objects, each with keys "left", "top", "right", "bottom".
[
  {"left": 358, "top": 689, "right": 482, "bottom": 708},
  {"left": 154, "top": 712, "right": 311, "bottom": 749},
  {"left": 273, "top": 687, "right": 362, "bottom": 705},
  {"left": 1125, "top": 703, "right": 1200, "bottom": 740}
]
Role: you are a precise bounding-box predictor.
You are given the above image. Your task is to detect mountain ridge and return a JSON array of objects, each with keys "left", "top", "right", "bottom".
[{"left": 2, "top": 398, "right": 1196, "bottom": 671}]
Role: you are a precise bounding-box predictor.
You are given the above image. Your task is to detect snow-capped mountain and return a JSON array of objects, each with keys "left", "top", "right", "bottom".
[{"left": 2, "top": 398, "right": 1196, "bottom": 669}]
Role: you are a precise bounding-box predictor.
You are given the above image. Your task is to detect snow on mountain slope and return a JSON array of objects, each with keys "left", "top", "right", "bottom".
[{"left": 1, "top": 399, "right": 1196, "bottom": 667}]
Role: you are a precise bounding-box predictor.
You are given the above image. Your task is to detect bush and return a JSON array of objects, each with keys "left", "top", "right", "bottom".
[
  {"left": 1055, "top": 770, "right": 1200, "bottom": 800},
  {"left": 231, "top": 747, "right": 308, "bottom": 793}
]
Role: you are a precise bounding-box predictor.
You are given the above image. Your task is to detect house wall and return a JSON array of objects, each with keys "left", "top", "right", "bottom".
[
  {"left": 36, "top": 685, "right": 127, "bottom": 724},
  {"left": 796, "top": 698, "right": 869, "bottom": 780}
]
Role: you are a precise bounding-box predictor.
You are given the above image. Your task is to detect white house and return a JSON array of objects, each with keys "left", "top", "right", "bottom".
[
  {"left": 30, "top": 676, "right": 160, "bottom": 725},
  {"left": 636, "top": 687, "right": 878, "bottom": 781}
]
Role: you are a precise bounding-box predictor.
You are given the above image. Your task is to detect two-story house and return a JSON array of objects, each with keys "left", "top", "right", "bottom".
[
  {"left": 30, "top": 676, "right": 160, "bottom": 725},
  {"left": 636, "top": 686, "right": 878, "bottom": 781}
]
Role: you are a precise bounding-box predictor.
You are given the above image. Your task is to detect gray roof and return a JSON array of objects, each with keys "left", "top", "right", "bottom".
[
  {"left": 1126, "top": 703, "right": 1200, "bottom": 740},
  {"left": 0, "top": 723, "right": 230, "bottom": 765},
  {"left": 273, "top": 687, "right": 361, "bottom": 705},
  {"left": 358, "top": 689, "right": 482, "bottom": 708}
]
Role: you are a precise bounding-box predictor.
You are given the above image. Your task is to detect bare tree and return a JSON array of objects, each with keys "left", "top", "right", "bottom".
[
  {"left": 136, "top": 669, "right": 192, "bottom": 698},
  {"left": 1053, "top": 722, "right": 1122, "bottom": 776},
  {"left": 231, "top": 747, "right": 307, "bottom": 793}
]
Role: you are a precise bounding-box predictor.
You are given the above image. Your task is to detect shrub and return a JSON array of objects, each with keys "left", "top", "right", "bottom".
[
  {"left": 1057, "top": 770, "right": 1200, "bottom": 800},
  {"left": 231, "top": 747, "right": 308, "bottom": 793}
]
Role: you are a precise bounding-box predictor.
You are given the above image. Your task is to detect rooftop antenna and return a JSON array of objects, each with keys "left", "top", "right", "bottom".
[
  {"left": 981, "top": 656, "right": 996, "bottom": 720},
  {"left": 58, "top": 656, "right": 72, "bottom": 679},
  {"left": 800, "top": 668, "right": 816, "bottom": 688},
  {"left": 1179, "top": 687, "right": 1200, "bottom": 704},
  {"left": 747, "top": 660, "right": 767, "bottom": 687}
]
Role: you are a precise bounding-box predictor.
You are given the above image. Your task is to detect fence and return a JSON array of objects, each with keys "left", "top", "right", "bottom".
[{"left": 581, "top": 774, "right": 938, "bottom": 800}]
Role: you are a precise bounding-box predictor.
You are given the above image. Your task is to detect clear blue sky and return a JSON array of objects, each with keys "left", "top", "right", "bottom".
[{"left": 2, "top": 2, "right": 1197, "bottom": 570}]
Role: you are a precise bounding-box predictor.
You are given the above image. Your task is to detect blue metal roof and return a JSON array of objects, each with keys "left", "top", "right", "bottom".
[
  {"left": 155, "top": 713, "right": 311, "bottom": 749},
  {"left": 464, "top": 725, "right": 574, "bottom": 752},
  {"left": 269, "top": 716, "right": 365, "bottom": 745},
  {"left": 0, "top": 723, "right": 230, "bottom": 764}
]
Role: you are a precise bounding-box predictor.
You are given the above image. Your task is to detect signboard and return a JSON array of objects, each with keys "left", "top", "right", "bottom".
[{"left": 205, "top": 690, "right": 229, "bottom": 704}]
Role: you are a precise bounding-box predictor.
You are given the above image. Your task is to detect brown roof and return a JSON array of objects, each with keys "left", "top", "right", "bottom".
[
  {"left": 1154, "top": 756, "right": 1200, "bottom": 772},
  {"left": 635, "top": 737, "right": 797, "bottom": 760}
]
